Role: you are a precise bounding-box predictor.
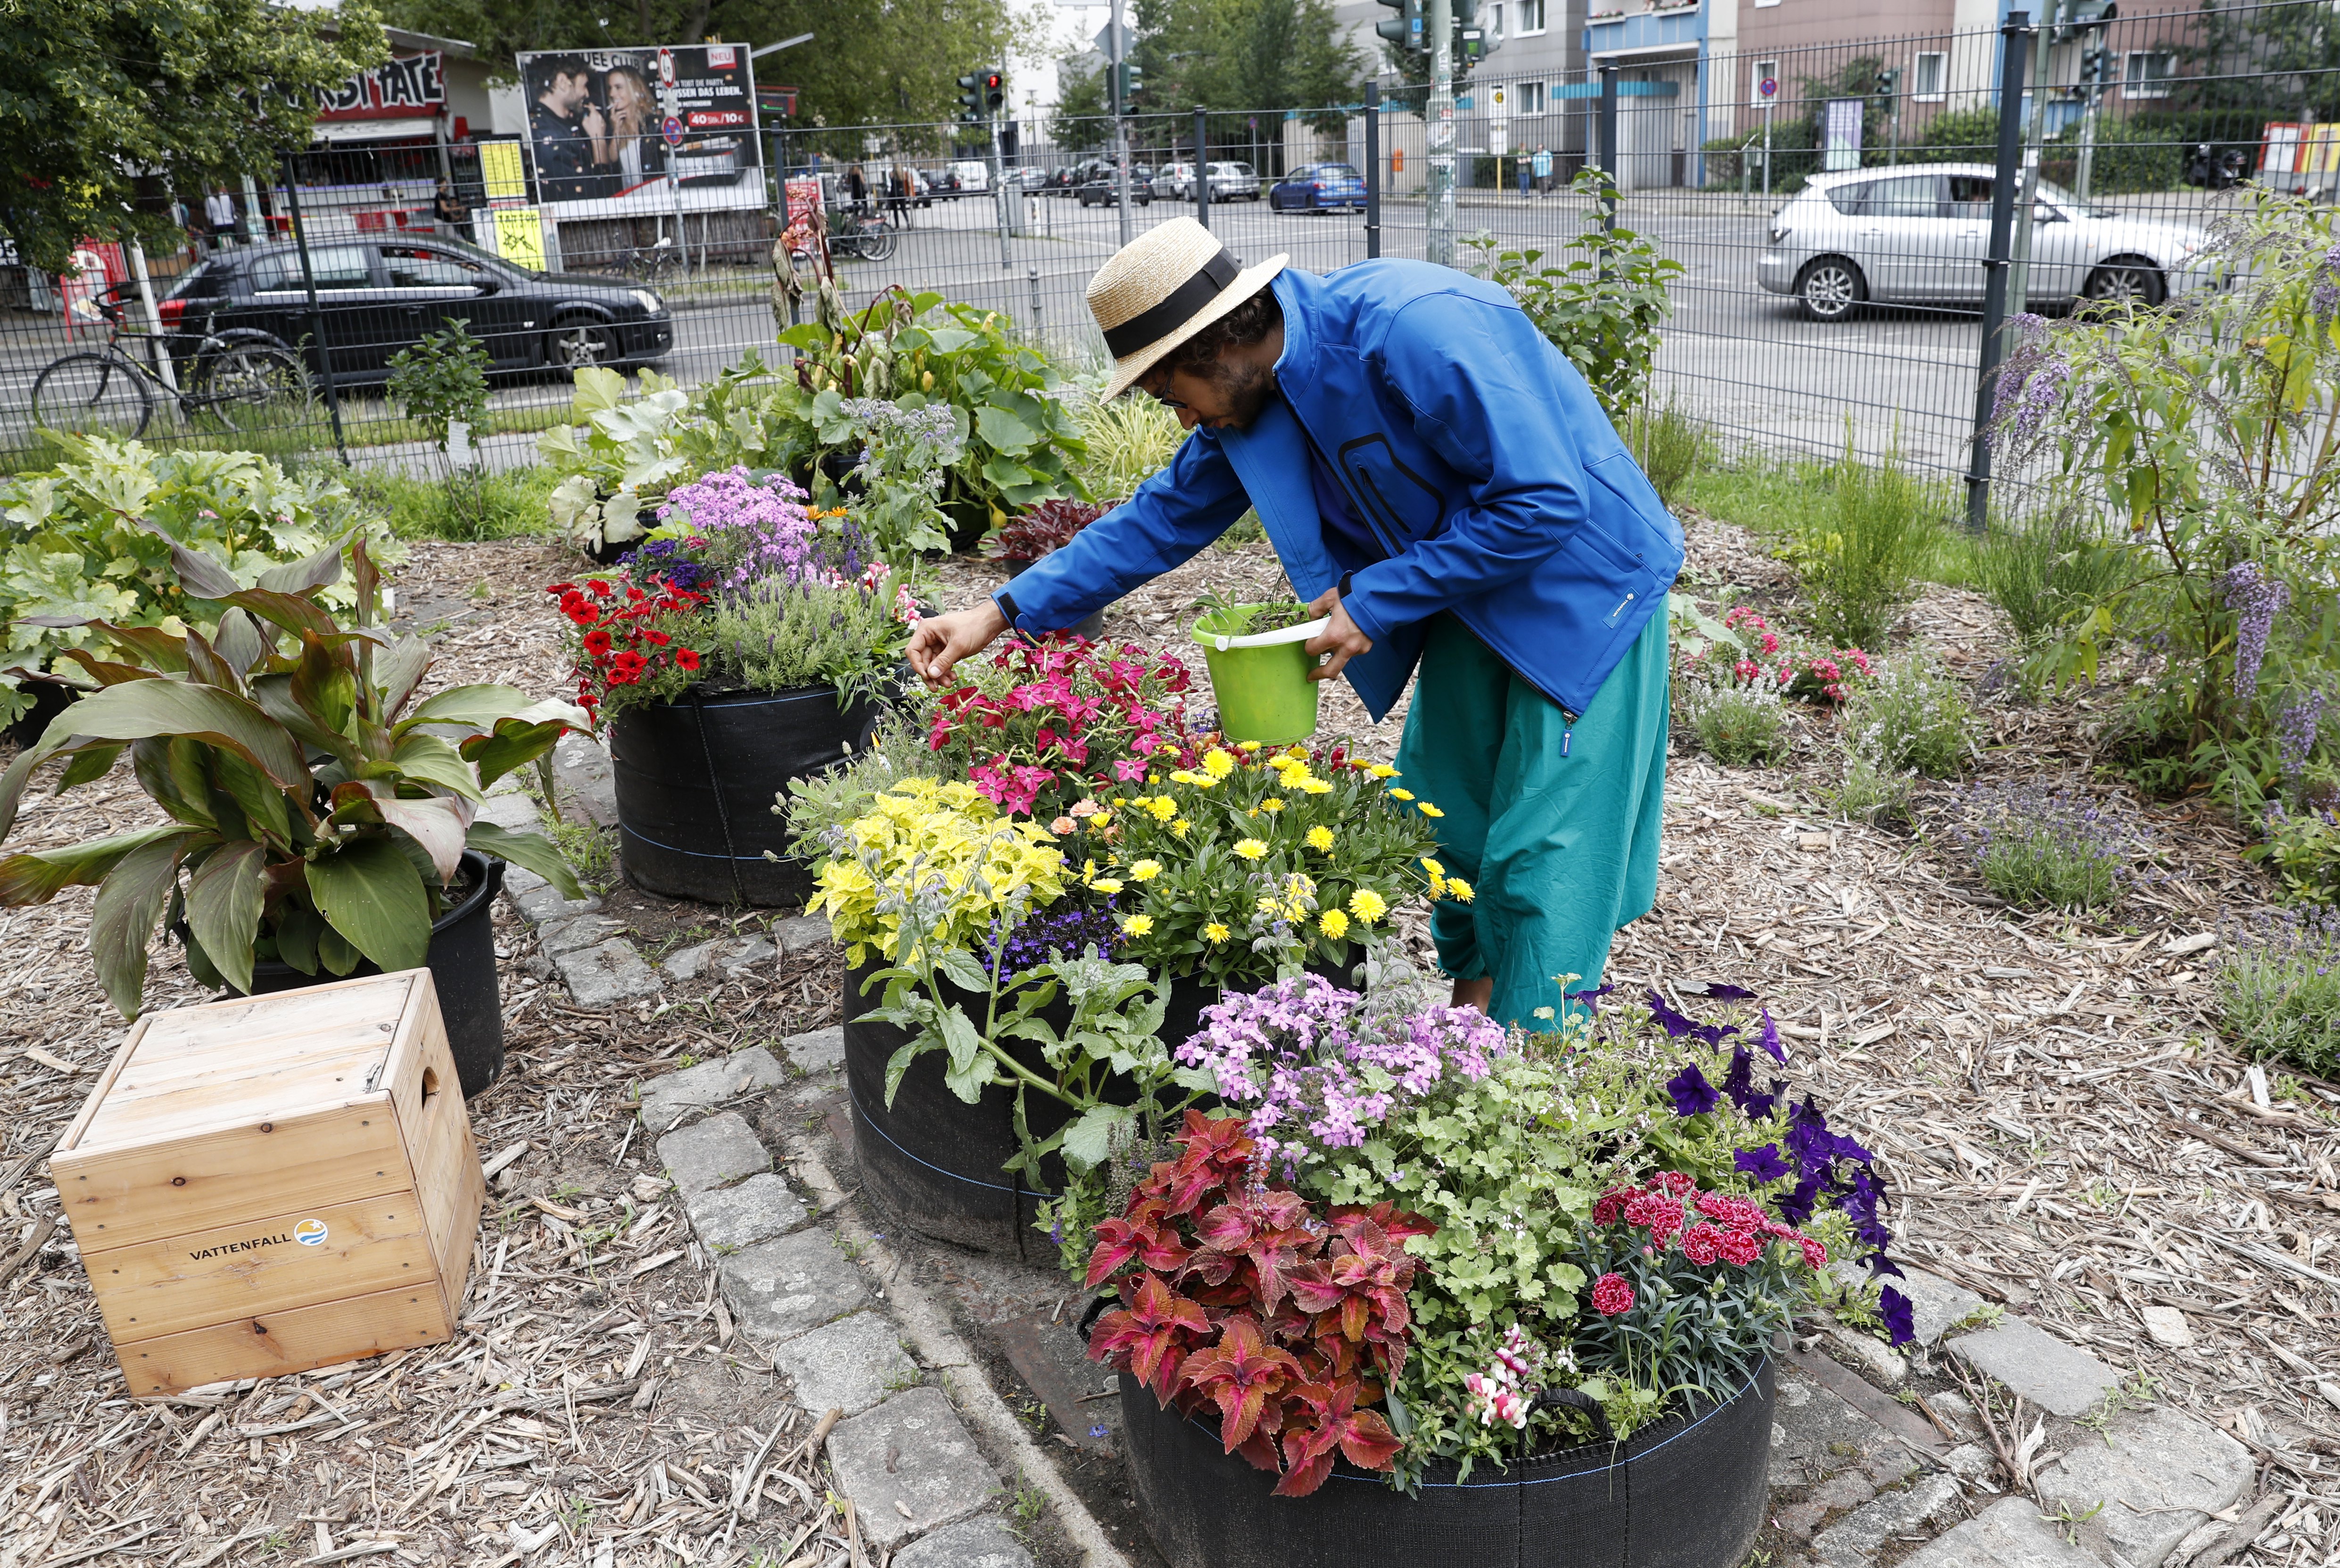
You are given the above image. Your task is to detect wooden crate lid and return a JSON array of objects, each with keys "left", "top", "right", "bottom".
[{"left": 66, "top": 973, "right": 427, "bottom": 1155}]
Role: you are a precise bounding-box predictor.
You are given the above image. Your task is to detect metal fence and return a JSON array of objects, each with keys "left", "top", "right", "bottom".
[{"left": 2, "top": 0, "right": 2335, "bottom": 512}]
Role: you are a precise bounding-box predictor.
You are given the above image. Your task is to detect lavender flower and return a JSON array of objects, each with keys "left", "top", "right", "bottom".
[
  {"left": 2314, "top": 242, "right": 2340, "bottom": 324},
  {"left": 2277, "top": 690, "right": 2325, "bottom": 782},
  {"left": 1948, "top": 781, "right": 2143, "bottom": 913},
  {"left": 1992, "top": 314, "right": 2071, "bottom": 440},
  {"left": 2221, "top": 561, "right": 2289, "bottom": 702}
]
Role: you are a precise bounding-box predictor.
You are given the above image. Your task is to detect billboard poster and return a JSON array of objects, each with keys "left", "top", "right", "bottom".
[
  {"left": 514, "top": 44, "right": 763, "bottom": 218},
  {"left": 1821, "top": 98, "right": 1864, "bottom": 172},
  {"left": 318, "top": 54, "right": 446, "bottom": 121}
]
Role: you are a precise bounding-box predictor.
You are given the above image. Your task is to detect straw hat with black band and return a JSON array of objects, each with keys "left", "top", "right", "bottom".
[{"left": 1090, "top": 218, "right": 1287, "bottom": 400}]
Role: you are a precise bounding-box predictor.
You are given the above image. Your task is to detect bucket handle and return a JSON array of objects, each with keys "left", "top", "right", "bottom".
[
  {"left": 1075, "top": 1291, "right": 1113, "bottom": 1345},
  {"left": 1527, "top": 1385, "right": 1615, "bottom": 1445}
]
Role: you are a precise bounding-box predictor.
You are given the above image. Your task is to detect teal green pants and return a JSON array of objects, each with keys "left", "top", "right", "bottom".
[{"left": 1394, "top": 611, "right": 1669, "bottom": 1029}]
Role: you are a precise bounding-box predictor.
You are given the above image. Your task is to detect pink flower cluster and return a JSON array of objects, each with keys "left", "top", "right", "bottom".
[
  {"left": 930, "top": 638, "right": 1196, "bottom": 821},
  {"left": 1688, "top": 606, "right": 1874, "bottom": 704},
  {"left": 653, "top": 466, "right": 818, "bottom": 590},
  {"left": 1463, "top": 1325, "right": 1554, "bottom": 1430},
  {"left": 1592, "top": 1175, "right": 1828, "bottom": 1274},
  {"left": 1590, "top": 1272, "right": 1636, "bottom": 1316}
]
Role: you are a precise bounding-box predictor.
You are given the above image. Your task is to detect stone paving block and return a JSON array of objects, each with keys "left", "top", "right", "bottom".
[
  {"left": 1811, "top": 1472, "right": 1963, "bottom": 1566},
  {"left": 552, "top": 732, "right": 619, "bottom": 825},
  {"left": 773, "top": 1311, "right": 917, "bottom": 1419},
  {"left": 826, "top": 1388, "right": 998, "bottom": 1551},
  {"left": 784, "top": 1026, "right": 844, "bottom": 1075},
  {"left": 2033, "top": 1404, "right": 2253, "bottom": 1568},
  {"left": 1898, "top": 1497, "right": 2100, "bottom": 1568},
  {"left": 1824, "top": 1323, "right": 1909, "bottom": 1386},
  {"left": 657, "top": 1112, "right": 771, "bottom": 1196},
  {"left": 889, "top": 1516, "right": 1034, "bottom": 1568},
  {"left": 1831, "top": 1263, "right": 1987, "bottom": 1348},
  {"left": 1947, "top": 1319, "right": 2122, "bottom": 1419},
  {"left": 540, "top": 914, "right": 627, "bottom": 956},
  {"left": 721, "top": 1229, "right": 870, "bottom": 1343},
  {"left": 662, "top": 938, "right": 733, "bottom": 982},
  {"left": 1769, "top": 1368, "right": 1900, "bottom": 1492},
  {"left": 773, "top": 914, "right": 834, "bottom": 954},
  {"left": 640, "top": 1047, "right": 787, "bottom": 1132},
  {"left": 552, "top": 938, "right": 661, "bottom": 1007},
  {"left": 1927, "top": 1390, "right": 1982, "bottom": 1442},
  {"left": 504, "top": 864, "right": 601, "bottom": 926},
  {"left": 722, "top": 936, "right": 777, "bottom": 974},
  {"left": 477, "top": 792, "right": 542, "bottom": 831},
  {"left": 686, "top": 1173, "right": 810, "bottom": 1253}
]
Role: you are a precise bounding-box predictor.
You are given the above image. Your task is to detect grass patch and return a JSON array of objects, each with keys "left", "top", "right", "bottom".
[
  {"left": 1627, "top": 396, "right": 1705, "bottom": 511},
  {"left": 1969, "top": 501, "right": 2137, "bottom": 644},
  {"left": 331, "top": 464, "right": 559, "bottom": 542},
  {"left": 1680, "top": 447, "right": 1976, "bottom": 602}
]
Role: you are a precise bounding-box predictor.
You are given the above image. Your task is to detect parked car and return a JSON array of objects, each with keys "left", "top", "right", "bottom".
[
  {"left": 1159, "top": 161, "right": 1197, "bottom": 199},
  {"left": 1757, "top": 163, "right": 2214, "bottom": 322},
  {"left": 1005, "top": 166, "right": 1049, "bottom": 191},
  {"left": 1202, "top": 161, "right": 1262, "bottom": 202},
  {"left": 924, "top": 166, "right": 962, "bottom": 199},
  {"left": 1075, "top": 161, "right": 1153, "bottom": 206},
  {"left": 950, "top": 160, "right": 991, "bottom": 194},
  {"left": 156, "top": 236, "right": 672, "bottom": 379},
  {"left": 1042, "top": 165, "right": 1080, "bottom": 195},
  {"left": 1268, "top": 163, "right": 1367, "bottom": 212}
]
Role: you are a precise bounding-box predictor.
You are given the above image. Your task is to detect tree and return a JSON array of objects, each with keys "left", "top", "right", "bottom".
[
  {"left": 0, "top": 0, "right": 388, "bottom": 273},
  {"left": 382, "top": 0, "right": 1042, "bottom": 128},
  {"left": 1047, "top": 0, "right": 1363, "bottom": 156}
]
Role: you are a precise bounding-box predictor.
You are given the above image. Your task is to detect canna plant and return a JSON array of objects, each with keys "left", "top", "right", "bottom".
[{"left": 0, "top": 531, "right": 585, "bottom": 1016}]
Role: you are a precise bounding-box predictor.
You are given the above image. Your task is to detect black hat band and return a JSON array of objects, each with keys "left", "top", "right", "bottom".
[{"left": 1102, "top": 247, "right": 1242, "bottom": 360}]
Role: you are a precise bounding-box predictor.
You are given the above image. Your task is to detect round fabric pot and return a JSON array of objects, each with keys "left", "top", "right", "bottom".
[
  {"left": 610, "top": 684, "right": 882, "bottom": 908},
  {"left": 843, "top": 956, "right": 1343, "bottom": 1256},
  {"left": 1005, "top": 556, "right": 1106, "bottom": 640},
  {"left": 1119, "top": 1357, "right": 1776, "bottom": 1568},
  {"left": 1191, "top": 610, "right": 1329, "bottom": 746},
  {"left": 237, "top": 851, "right": 507, "bottom": 1100},
  {"left": 4, "top": 677, "right": 75, "bottom": 749}
]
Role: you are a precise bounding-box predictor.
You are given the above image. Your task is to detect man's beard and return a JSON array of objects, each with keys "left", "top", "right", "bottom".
[{"left": 1211, "top": 357, "right": 1277, "bottom": 430}]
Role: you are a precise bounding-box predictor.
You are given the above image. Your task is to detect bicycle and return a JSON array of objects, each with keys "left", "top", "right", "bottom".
[
  {"left": 31, "top": 287, "right": 313, "bottom": 439},
  {"left": 827, "top": 206, "right": 898, "bottom": 263},
  {"left": 616, "top": 236, "right": 687, "bottom": 290}
]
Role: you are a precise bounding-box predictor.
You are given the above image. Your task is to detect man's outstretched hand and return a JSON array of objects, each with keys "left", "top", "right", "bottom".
[
  {"left": 906, "top": 599, "right": 1009, "bottom": 687},
  {"left": 1303, "top": 588, "right": 1373, "bottom": 683}
]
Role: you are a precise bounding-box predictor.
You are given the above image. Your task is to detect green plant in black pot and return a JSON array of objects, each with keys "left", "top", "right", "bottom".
[{"left": 0, "top": 531, "right": 585, "bottom": 1017}]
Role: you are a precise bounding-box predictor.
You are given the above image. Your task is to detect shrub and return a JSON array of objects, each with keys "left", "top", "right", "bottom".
[
  {"left": 1840, "top": 660, "right": 1974, "bottom": 779},
  {"left": 1970, "top": 501, "right": 2135, "bottom": 644},
  {"left": 1628, "top": 396, "right": 1704, "bottom": 511},
  {"left": 1945, "top": 782, "right": 2138, "bottom": 912},
  {"left": 1075, "top": 390, "right": 1184, "bottom": 503},
  {"left": 1829, "top": 751, "right": 1915, "bottom": 828},
  {"left": 384, "top": 320, "right": 490, "bottom": 456},
  {"left": 1680, "top": 678, "right": 1791, "bottom": 767},
  {"left": 2216, "top": 908, "right": 2340, "bottom": 1076},
  {"left": 1786, "top": 446, "right": 1949, "bottom": 648}
]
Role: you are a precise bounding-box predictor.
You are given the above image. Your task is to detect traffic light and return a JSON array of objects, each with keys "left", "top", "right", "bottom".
[
  {"left": 2079, "top": 44, "right": 2113, "bottom": 88},
  {"left": 1374, "top": 0, "right": 1426, "bottom": 53},
  {"left": 1874, "top": 66, "right": 1902, "bottom": 99},
  {"left": 2054, "top": 0, "right": 2116, "bottom": 41},
  {"left": 1115, "top": 59, "right": 1144, "bottom": 113},
  {"left": 1461, "top": 25, "right": 1499, "bottom": 62},
  {"left": 982, "top": 69, "right": 1006, "bottom": 113},
  {"left": 956, "top": 72, "right": 984, "bottom": 124}
]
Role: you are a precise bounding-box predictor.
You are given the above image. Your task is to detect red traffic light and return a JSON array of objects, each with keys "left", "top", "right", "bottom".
[{"left": 983, "top": 73, "right": 1004, "bottom": 90}]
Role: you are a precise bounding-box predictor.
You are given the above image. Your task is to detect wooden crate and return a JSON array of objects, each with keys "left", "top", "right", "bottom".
[{"left": 50, "top": 970, "right": 486, "bottom": 1395}]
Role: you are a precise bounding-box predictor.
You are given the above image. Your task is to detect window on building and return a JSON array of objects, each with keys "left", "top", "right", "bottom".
[
  {"left": 1913, "top": 51, "right": 1947, "bottom": 101},
  {"left": 1519, "top": 81, "right": 1546, "bottom": 115},
  {"left": 2123, "top": 51, "right": 2175, "bottom": 98},
  {"left": 1514, "top": 0, "right": 1546, "bottom": 34}
]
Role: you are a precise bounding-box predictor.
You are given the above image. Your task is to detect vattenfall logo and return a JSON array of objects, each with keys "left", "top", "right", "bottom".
[{"left": 186, "top": 1218, "right": 328, "bottom": 1261}]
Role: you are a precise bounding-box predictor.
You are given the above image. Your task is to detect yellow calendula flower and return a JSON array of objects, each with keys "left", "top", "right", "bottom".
[
  {"left": 1300, "top": 779, "right": 1332, "bottom": 795},
  {"left": 1237, "top": 741, "right": 1261, "bottom": 753},
  {"left": 1234, "top": 838, "right": 1269, "bottom": 861},
  {"left": 1202, "top": 748, "right": 1237, "bottom": 780},
  {"left": 1306, "top": 825, "right": 1335, "bottom": 852},
  {"left": 1429, "top": 873, "right": 1448, "bottom": 896},
  {"left": 1090, "top": 878, "right": 1125, "bottom": 896},
  {"left": 1319, "top": 908, "right": 1351, "bottom": 940},
  {"left": 1445, "top": 877, "right": 1474, "bottom": 901},
  {"left": 1169, "top": 769, "right": 1199, "bottom": 786},
  {"left": 1348, "top": 888, "right": 1389, "bottom": 925},
  {"left": 1419, "top": 802, "right": 1445, "bottom": 818},
  {"left": 1144, "top": 796, "right": 1178, "bottom": 822},
  {"left": 1130, "top": 859, "right": 1162, "bottom": 882},
  {"left": 1367, "top": 763, "right": 1399, "bottom": 778},
  {"left": 1422, "top": 857, "right": 1446, "bottom": 879},
  {"left": 1159, "top": 742, "right": 1182, "bottom": 756},
  {"left": 1204, "top": 921, "right": 1231, "bottom": 943},
  {"left": 1261, "top": 798, "right": 1286, "bottom": 813},
  {"left": 1170, "top": 818, "right": 1192, "bottom": 838},
  {"left": 1121, "top": 914, "right": 1155, "bottom": 936},
  {"left": 1389, "top": 788, "right": 1415, "bottom": 801}
]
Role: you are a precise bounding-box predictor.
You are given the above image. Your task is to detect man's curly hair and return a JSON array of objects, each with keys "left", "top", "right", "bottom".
[{"left": 1156, "top": 283, "right": 1283, "bottom": 378}]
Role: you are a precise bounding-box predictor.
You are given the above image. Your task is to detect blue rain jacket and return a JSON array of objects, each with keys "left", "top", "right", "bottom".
[{"left": 993, "top": 260, "right": 1685, "bottom": 721}]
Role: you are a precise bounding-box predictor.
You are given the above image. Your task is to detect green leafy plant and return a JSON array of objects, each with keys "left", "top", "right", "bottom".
[
  {"left": 1784, "top": 444, "right": 1948, "bottom": 648},
  {"left": 1073, "top": 387, "right": 1185, "bottom": 503},
  {"left": 384, "top": 321, "right": 491, "bottom": 456},
  {"left": 0, "top": 436, "right": 397, "bottom": 726},
  {"left": 0, "top": 534, "right": 583, "bottom": 1015},
  {"left": 1970, "top": 497, "right": 2137, "bottom": 646},
  {"left": 1679, "top": 680, "right": 1790, "bottom": 767},
  {"left": 2216, "top": 907, "right": 2340, "bottom": 1076},
  {"left": 1627, "top": 396, "right": 1705, "bottom": 511},
  {"left": 1463, "top": 172, "right": 1686, "bottom": 422},
  {"left": 1192, "top": 590, "right": 1316, "bottom": 637},
  {"left": 1840, "top": 658, "right": 1974, "bottom": 779}
]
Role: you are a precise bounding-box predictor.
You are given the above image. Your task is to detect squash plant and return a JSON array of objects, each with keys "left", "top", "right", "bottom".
[{"left": 0, "top": 531, "right": 583, "bottom": 1017}]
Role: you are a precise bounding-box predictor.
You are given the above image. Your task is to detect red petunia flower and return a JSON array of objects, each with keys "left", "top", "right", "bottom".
[
  {"left": 582, "top": 629, "right": 613, "bottom": 656},
  {"left": 674, "top": 648, "right": 702, "bottom": 671},
  {"left": 587, "top": 578, "right": 614, "bottom": 597}
]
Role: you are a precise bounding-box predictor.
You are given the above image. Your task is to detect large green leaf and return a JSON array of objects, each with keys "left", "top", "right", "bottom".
[
  {"left": 222, "top": 586, "right": 344, "bottom": 644},
  {"left": 0, "top": 826, "right": 190, "bottom": 906},
  {"left": 184, "top": 839, "right": 266, "bottom": 995},
  {"left": 377, "top": 635, "right": 432, "bottom": 720},
  {"left": 209, "top": 749, "right": 294, "bottom": 844},
  {"left": 90, "top": 832, "right": 196, "bottom": 1017},
  {"left": 290, "top": 636, "right": 357, "bottom": 739},
  {"left": 397, "top": 684, "right": 537, "bottom": 733},
  {"left": 247, "top": 672, "right": 358, "bottom": 764},
  {"left": 132, "top": 737, "right": 217, "bottom": 830},
  {"left": 390, "top": 733, "right": 485, "bottom": 801},
  {"left": 373, "top": 793, "right": 467, "bottom": 882},
  {"left": 57, "top": 743, "right": 124, "bottom": 790},
  {"left": 273, "top": 899, "right": 322, "bottom": 975},
  {"left": 306, "top": 837, "right": 430, "bottom": 974},
  {"left": 213, "top": 609, "right": 268, "bottom": 675},
  {"left": 180, "top": 627, "right": 245, "bottom": 693},
  {"left": 90, "top": 621, "right": 191, "bottom": 674},
  {"left": 465, "top": 821, "right": 582, "bottom": 899},
  {"left": 256, "top": 536, "right": 345, "bottom": 595},
  {"left": 146, "top": 531, "right": 243, "bottom": 600},
  {"left": 16, "top": 679, "right": 306, "bottom": 804},
  {"left": 459, "top": 717, "right": 570, "bottom": 789},
  {"left": 973, "top": 404, "right": 1039, "bottom": 456}
]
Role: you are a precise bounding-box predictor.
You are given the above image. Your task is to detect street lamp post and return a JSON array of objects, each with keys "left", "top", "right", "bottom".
[{"left": 1427, "top": 0, "right": 1456, "bottom": 265}]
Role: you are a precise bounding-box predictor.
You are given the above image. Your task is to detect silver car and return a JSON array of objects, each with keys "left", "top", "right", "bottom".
[
  {"left": 1166, "top": 160, "right": 1260, "bottom": 202},
  {"left": 1756, "top": 163, "right": 2214, "bottom": 322}
]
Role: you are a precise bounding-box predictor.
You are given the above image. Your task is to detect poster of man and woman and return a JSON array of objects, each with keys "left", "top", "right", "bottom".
[{"left": 517, "top": 45, "right": 764, "bottom": 217}]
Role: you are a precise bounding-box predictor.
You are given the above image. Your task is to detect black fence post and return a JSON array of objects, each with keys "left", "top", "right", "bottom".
[
  {"left": 1965, "top": 11, "right": 2034, "bottom": 535},
  {"left": 1195, "top": 107, "right": 1211, "bottom": 231},
  {"left": 278, "top": 155, "right": 348, "bottom": 468},
  {"left": 1597, "top": 66, "right": 1619, "bottom": 231},
  {"left": 1365, "top": 82, "right": 1381, "bottom": 260}
]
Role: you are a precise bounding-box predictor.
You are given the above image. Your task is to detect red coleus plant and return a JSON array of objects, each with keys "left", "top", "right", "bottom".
[
  {"left": 546, "top": 576, "right": 709, "bottom": 722},
  {"left": 985, "top": 497, "right": 1109, "bottom": 562},
  {"left": 928, "top": 635, "right": 1197, "bottom": 820},
  {"left": 1085, "top": 1111, "right": 1430, "bottom": 1496}
]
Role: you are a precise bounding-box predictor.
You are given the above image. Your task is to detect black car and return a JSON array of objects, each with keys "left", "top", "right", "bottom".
[
  {"left": 156, "top": 235, "right": 673, "bottom": 380},
  {"left": 1043, "top": 165, "right": 1080, "bottom": 194},
  {"left": 1075, "top": 160, "right": 1153, "bottom": 206}
]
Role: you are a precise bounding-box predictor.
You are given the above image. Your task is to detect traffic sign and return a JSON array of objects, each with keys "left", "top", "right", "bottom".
[
  {"left": 662, "top": 115, "right": 686, "bottom": 148},
  {"left": 658, "top": 48, "right": 677, "bottom": 87},
  {"left": 1759, "top": 77, "right": 1778, "bottom": 99}
]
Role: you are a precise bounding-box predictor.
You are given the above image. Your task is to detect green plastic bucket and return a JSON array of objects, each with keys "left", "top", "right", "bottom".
[{"left": 1191, "top": 609, "right": 1329, "bottom": 745}]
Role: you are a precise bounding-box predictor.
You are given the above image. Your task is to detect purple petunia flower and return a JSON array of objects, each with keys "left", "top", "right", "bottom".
[
  {"left": 1879, "top": 1285, "right": 1915, "bottom": 1347},
  {"left": 1666, "top": 1062, "right": 1720, "bottom": 1117},
  {"left": 1734, "top": 1143, "right": 1790, "bottom": 1182},
  {"left": 1757, "top": 1005, "right": 1786, "bottom": 1065}
]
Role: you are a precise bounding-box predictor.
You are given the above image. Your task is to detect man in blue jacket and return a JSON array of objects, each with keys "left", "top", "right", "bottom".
[{"left": 906, "top": 219, "right": 1682, "bottom": 1028}]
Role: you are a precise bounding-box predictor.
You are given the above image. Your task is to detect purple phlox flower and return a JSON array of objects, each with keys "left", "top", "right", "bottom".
[
  {"left": 1734, "top": 1143, "right": 1791, "bottom": 1182},
  {"left": 1719, "top": 1045, "right": 1776, "bottom": 1118},
  {"left": 2222, "top": 561, "right": 2290, "bottom": 702},
  {"left": 1878, "top": 1284, "right": 1915, "bottom": 1347},
  {"left": 1665, "top": 1062, "right": 1720, "bottom": 1117}
]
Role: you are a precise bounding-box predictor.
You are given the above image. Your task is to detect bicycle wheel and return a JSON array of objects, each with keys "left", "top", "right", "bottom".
[
  {"left": 854, "top": 223, "right": 896, "bottom": 262},
  {"left": 31, "top": 352, "right": 153, "bottom": 437},
  {"left": 190, "top": 345, "right": 314, "bottom": 435}
]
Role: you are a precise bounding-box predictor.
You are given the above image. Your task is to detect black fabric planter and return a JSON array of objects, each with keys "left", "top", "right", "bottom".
[
  {"left": 235, "top": 851, "right": 507, "bottom": 1100},
  {"left": 610, "top": 684, "right": 882, "bottom": 908},
  {"left": 4, "top": 677, "right": 75, "bottom": 748},
  {"left": 1006, "top": 556, "right": 1106, "bottom": 640},
  {"left": 1120, "top": 1357, "right": 1776, "bottom": 1568},
  {"left": 843, "top": 955, "right": 1351, "bottom": 1256}
]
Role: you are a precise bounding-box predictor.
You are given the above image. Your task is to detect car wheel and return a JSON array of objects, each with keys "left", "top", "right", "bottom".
[
  {"left": 550, "top": 318, "right": 618, "bottom": 371},
  {"left": 1795, "top": 257, "right": 1867, "bottom": 322},
  {"left": 2082, "top": 256, "right": 2166, "bottom": 309}
]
